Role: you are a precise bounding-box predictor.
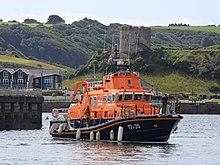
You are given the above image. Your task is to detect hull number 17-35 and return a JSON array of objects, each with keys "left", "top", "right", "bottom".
[{"left": 127, "top": 123, "right": 141, "bottom": 130}]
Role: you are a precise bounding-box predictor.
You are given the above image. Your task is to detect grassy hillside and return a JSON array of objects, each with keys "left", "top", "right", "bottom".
[
  {"left": 152, "top": 26, "right": 220, "bottom": 34},
  {"left": 1, "top": 19, "right": 220, "bottom": 69},
  {"left": 63, "top": 73, "right": 219, "bottom": 95},
  {"left": 0, "top": 22, "right": 53, "bottom": 28},
  {"left": 142, "top": 73, "right": 219, "bottom": 94},
  {"left": 0, "top": 54, "right": 73, "bottom": 72}
]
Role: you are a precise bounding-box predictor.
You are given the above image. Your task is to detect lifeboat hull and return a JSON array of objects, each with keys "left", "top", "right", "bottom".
[{"left": 50, "top": 115, "right": 182, "bottom": 143}]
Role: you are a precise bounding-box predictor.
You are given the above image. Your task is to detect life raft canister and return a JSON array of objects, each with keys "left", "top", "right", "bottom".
[{"left": 52, "top": 108, "right": 59, "bottom": 118}]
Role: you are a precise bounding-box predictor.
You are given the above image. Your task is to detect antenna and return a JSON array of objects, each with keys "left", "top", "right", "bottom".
[
  {"left": 111, "top": 35, "right": 114, "bottom": 55},
  {"left": 93, "top": 64, "right": 96, "bottom": 79}
]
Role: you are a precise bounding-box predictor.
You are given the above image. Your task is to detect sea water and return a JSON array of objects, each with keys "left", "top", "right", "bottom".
[{"left": 0, "top": 114, "right": 219, "bottom": 165}]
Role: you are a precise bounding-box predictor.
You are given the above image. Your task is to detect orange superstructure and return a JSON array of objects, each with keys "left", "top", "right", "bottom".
[{"left": 68, "top": 70, "right": 160, "bottom": 120}]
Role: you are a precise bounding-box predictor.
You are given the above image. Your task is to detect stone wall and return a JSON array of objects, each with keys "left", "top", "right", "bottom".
[
  {"left": 178, "top": 102, "right": 220, "bottom": 114},
  {"left": 119, "top": 26, "right": 151, "bottom": 56},
  {"left": 42, "top": 101, "right": 71, "bottom": 112},
  {"left": 0, "top": 96, "right": 43, "bottom": 130}
]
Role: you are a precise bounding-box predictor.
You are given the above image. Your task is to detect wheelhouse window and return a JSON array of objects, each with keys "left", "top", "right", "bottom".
[
  {"left": 134, "top": 93, "right": 143, "bottom": 100},
  {"left": 144, "top": 94, "right": 151, "bottom": 101},
  {"left": 103, "top": 96, "right": 107, "bottom": 102},
  {"left": 90, "top": 96, "right": 93, "bottom": 104},
  {"left": 124, "top": 93, "right": 133, "bottom": 101},
  {"left": 112, "top": 94, "right": 116, "bottom": 102},
  {"left": 94, "top": 96, "right": 97, "bottom": 105},
  {"left": 118, "top": 94, "right": 123, "bottom": 101},
  {"left": 107, "top": 95, "right": 112, "bottom": 102}
]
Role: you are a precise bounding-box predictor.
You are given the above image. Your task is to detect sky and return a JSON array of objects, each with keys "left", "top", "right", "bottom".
[{"left": 0, "top": 0, "right": 220, "bottom": 26}]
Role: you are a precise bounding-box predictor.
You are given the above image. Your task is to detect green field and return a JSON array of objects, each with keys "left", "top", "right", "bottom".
[
  {"left": 0, "top": 22, "right": 53, "bottom": 28},
  {"left": 141, "top": 72, "right": 219, "bottom": 94},
  {"left": 0, "top": 55, "right": 70, "bottom": 71},
  {"left": 152, "top": 26, "right": 220, "bottom": 34},
  {"left": 63, "top": 73, "right": 219, "bottom": 95}
]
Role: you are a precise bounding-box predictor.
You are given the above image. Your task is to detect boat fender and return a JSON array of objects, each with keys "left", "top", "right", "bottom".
[
  {"left": 110, "top": 130, "right": 114, "bottom": 141},
  {"left": 58, "top": 124, "right": 64, "bottom": 134},
  {"left": 96, "top": 131, "right": 100, "bottom": 141},
  {"left": 117, "top": 126, "right": 123, "bottom": 142},
  {"left": 49, "top": 124, "right": 55, "bottom": 135},
  {"left": 76, "top": 129, "right": 81, "bottom": 140},
  {"left": 90, "top": 131, "right": 94, "bottom": 141}
]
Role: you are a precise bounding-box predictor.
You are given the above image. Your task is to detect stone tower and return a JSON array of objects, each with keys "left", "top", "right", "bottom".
[{"left": 119, "top": 26, "right": 151, "bottom": 57}]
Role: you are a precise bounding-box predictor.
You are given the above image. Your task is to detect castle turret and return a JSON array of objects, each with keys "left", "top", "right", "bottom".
[{"left": 119, "top": 26, "right": 151, "bottom": 57}]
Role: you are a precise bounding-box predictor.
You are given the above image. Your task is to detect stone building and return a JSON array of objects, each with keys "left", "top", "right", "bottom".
[
  {"left": 0, "top": 68, "right": 62, "bottom": 90},
  {"left": 119, "top": 26, "right": 151, "bottom": 57}
]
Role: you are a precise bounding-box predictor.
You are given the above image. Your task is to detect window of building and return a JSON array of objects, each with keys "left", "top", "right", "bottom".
[
  {"left": 44, "top": 77, "right": 51, "bottom": 84},
  {"left": 3, "top": 71, "right": 9, "bottom": 79},
  {"left": 3, "top": 79, "right": 9, "bottom": 84},
  {"left": 18, "top": 71, "right": 23, "bottom": 78},
  {"left": 35, "top": 79, "right": 39, "bottom": 84},
  {"left": 18, "top": 79, "right": 23, "bottom": 84}
]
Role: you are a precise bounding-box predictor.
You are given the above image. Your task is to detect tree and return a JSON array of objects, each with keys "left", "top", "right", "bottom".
[
  {"left": 0, "top": 19, "right": 3, "bottom": 22},
  {"left": 201, "top": 37, "right": 214, "bottom": 47},
  {"left": 46, "top": 15, "right": 65, "bottom": 24},
  {"left": 209, "top": 85, "right": 220, "bottom": 98},
  {"left": 23, "top": 18, "right": 38, "bottom": 24}
]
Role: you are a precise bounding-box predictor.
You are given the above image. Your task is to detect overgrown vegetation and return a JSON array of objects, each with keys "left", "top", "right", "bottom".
[
  {"left": 0, "top": 18, "right": 220, "bottom": 94},
  {"left": 63, "top": 72, "right": 219, "bottom": 95},
  {"left": 1, "top": 18, "right": 220, "bottom": 69}
]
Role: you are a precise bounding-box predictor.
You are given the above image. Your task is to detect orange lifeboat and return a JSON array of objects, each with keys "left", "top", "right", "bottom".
[{"left": 49, "top": 46, "right": 183, "bottom": 143}]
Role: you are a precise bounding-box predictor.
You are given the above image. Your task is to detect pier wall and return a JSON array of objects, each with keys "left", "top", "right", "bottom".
[
  {"left": 178, "top": 102, "right": 220, "bottom": 114},
  {"left": 0, "top": 95, "right": 43, "bottom": 130},
  {"left": 43, "top": 101, "right": 71, "bottom": 112}
]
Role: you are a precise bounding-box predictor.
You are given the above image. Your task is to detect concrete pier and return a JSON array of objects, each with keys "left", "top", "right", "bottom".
[
  {"left": 0, "top": 90, "right": 43, "bottom": 130},
  {"left": 178, "top": 102, "right": 220, "bottom": 114}
]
